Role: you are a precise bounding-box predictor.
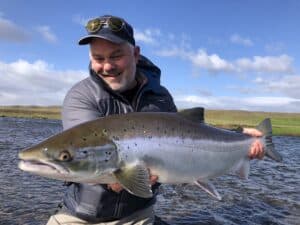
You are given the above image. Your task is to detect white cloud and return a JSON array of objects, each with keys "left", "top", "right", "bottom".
[
  {"left": 157, "top": 47, "right": 294, "bottom": 74},
  {"left": 0, "top": 59, "right": 86, "bottom": 105},
  {"left": 188, "top": 49, "right": 235, "bottom": 73},
  {"left": 235, "top": 54, "right": 293, "bottom": 73},
  {"left": 36, "top": 26, "right": 57, "bottom": 43},
  {"left": 230, "top": 34, "right": 254, "bottom": 47},
  {"left": 0, "top": 16, "right": 30, "bottom": 42},
  {"left": 134, "top": 28, "right": 161, "bottom": 44},
  {"left": 254, "top": 75, "right": 300, "bottom": 99},
  {"left": 156, "top": 47, "right": 235, "bottom": 73},
  {"left": 174, "top": 94, "right": 300, "bottom": 112}
]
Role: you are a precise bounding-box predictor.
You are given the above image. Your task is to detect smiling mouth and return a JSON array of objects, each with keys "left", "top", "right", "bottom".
[{"left": 101, "top": 72, "right": 121, "bottom": 78}]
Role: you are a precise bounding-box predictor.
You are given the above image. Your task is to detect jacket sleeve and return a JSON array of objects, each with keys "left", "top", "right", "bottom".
[{"left": 62, "top": 82, "right": 103, "bottom": 130}]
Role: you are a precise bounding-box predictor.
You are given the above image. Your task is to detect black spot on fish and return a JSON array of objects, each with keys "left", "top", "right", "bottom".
[
  {"left": 135, "top": 143, "right": 137, "bottom": 146},
  {"left": 127, "top": 146, "right": 130, "bottom": 150},
  {"left": 131, "top": 126, "right": 135, "bottom": 130},
  {"left": 94, "top": 133, "right": 98, "bottom": 136},
  {"left": 123, "top": 128, "right": 127, "bottom": 132},
  {"left": 82, "top": 138, "right": 87, "bottom": 141}
]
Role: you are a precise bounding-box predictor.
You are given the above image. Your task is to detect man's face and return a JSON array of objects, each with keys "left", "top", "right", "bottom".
[{"left": 89, "top": 38, "right": 140, "bottom": 92}]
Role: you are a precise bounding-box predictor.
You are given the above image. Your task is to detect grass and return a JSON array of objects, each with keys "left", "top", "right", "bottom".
[
  {"left": 205, "top": 110, "right": 300, "bottom": 136},
  {"left": 1, "top": 106, "right": 299, "bottom": 136},
  {"left": 0, "top": 105, "right": 61, "bottom": 120}
]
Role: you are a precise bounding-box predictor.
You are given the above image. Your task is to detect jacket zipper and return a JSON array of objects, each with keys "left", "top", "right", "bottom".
[{"left": 114, "top": 191, "right": 125, "bottom": 218}]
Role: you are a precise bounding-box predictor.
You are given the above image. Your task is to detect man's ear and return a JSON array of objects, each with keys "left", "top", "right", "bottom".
[
  {"left": 88, "top": 49, "right": 93, "bottom": 60},
  {"left": 134, "top": 46, "right": 140, "bottom": 64}
]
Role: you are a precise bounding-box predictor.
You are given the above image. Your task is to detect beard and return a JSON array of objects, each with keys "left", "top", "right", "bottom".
[{"left": 98, "top": 71, "right": 137, "bottom": 93}]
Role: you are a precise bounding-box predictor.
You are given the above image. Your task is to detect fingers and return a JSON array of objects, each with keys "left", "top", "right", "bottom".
[
  {"left": 150, "top": 175, "right": 158, "bottom": 185},
  {"left": 248, "top": 139, "right": 265, "bottom": 160},
  {"left": 107, "top": 183, "right": 123, "bottom": 193},
  {"left": 243, "top": 128, "right": 263, "bottom": 137}
]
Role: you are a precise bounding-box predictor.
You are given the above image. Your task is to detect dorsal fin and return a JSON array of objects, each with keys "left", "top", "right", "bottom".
[{"left": 178, "top": 107, "right": 205, "bottom": 123}]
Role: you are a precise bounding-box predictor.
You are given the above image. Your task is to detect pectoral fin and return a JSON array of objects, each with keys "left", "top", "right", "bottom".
[
  {"left": 194, "top": 180, "right": 222, "bottom": 200},
  {"left": 113, "top": 164, "right": 152, "bottom": 198}
]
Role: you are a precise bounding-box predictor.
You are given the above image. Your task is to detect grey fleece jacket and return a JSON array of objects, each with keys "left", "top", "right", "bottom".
[{"left": 61, "top": 55, "right": 177, "bottom": 222}]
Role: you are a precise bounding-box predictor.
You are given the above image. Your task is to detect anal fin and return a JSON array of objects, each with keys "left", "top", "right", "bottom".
[
  {"left": 194, "top": 180, "right": 222, "bottom": 200},
  {"left": 113, "top": 164, "right": 152, "bottom": 198}
]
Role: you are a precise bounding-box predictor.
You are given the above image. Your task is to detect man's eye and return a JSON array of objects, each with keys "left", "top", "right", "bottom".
[
  {"left": 110, "top": 55, "right": 122, "bottom": 60},
  {"left": 95, "top": 57, "right": 104, "bottom": 62}
]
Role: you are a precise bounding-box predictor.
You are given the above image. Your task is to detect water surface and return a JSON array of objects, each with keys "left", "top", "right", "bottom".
[{"left": 0, "top": 117, "right": 299, "bottom": 225}]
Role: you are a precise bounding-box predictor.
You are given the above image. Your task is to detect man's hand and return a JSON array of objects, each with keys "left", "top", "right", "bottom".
[
  {"left": 242, "top": 128, "right": 265, "bottom": 160},
  {"left": 107, "top": 174, "right": 158, "bottom": 193}
]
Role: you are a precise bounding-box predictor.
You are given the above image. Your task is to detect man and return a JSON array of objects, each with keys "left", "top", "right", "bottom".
[{"left": 47, "top": 15, "right": 264, "bottom": 225}]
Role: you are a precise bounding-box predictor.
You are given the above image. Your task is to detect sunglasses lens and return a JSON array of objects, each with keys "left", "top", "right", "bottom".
[
  {"left": 86, "top": 18, "right": 102, "bottom": 33},
  {"left": 108, "top": 17, "right": 123, "bottom": 31}
]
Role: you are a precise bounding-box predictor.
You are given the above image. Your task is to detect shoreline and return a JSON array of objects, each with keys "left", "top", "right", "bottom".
[{"left": 1, "top": 106, "right": 299, "bottom": 136}]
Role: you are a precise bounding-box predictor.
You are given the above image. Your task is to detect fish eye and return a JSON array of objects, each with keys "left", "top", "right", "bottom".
[{"left": 58, "top": 150, "right": 72, "bottom": 162}]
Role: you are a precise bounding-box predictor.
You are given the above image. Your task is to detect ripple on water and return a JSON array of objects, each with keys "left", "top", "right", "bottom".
[{"left": 0, "top": 118, "right": 299, "bottom": 225}]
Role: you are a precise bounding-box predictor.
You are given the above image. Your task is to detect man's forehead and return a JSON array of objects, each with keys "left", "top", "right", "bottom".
[
  {"left": 90, "top": 48, "right": 123, "bottom": 57},
  {"left": 89, "top": 40, "right": 132, "bottom": 54}
]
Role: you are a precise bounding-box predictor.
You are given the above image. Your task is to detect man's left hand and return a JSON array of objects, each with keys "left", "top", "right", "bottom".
[{"left": 242, "top": 128, "right": 265, "bottom": 160}]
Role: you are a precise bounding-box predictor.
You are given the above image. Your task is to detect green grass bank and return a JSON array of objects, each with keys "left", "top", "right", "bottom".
[{"left": 1, "top": 106, "right": 299, "bottom": 136}]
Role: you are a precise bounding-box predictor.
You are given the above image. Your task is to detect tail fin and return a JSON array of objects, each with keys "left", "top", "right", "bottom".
[{"left": 257, "top": 118, "right": 282, "bottom": 162}]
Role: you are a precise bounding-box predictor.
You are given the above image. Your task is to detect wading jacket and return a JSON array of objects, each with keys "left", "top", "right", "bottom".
[{"left": 61, "top": 55, "right": 177, "bottom": 222}]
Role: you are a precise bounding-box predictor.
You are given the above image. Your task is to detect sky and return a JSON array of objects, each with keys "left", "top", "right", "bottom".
[{"left": 1, "top": 0, "right": 300, "bottom": 112}]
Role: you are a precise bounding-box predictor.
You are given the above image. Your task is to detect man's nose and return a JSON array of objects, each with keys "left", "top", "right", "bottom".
[{"left": 103, "top": 60, "right": 115, "bottom": 72}]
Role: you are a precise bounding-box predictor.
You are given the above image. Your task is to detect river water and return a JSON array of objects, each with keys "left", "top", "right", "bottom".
[{"left": 0, "top": 117, "right": 299, "bottom": 225}]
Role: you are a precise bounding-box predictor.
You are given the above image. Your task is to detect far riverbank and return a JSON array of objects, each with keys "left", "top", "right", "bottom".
[{"left": 1, "top": 106, "right": 299, "bottom": 136}]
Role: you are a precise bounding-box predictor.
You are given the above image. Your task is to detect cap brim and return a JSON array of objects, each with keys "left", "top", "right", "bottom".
[{"left": 78, "top": 33, "right": 125, "bottom": 45}]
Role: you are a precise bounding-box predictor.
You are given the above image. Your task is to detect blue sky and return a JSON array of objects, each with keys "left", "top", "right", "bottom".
[{"left": 1, "top": 0, "right": 300, "bottom": 112}]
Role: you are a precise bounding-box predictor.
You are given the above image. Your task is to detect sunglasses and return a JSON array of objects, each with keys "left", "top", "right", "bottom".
[{"left": 85, "top": 16, "right": 127, "bottom": 33}]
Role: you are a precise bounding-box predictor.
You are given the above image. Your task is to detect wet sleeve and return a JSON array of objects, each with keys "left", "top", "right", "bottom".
[{"left": 62, "top": 86, "right": 102, "bottom": 130}]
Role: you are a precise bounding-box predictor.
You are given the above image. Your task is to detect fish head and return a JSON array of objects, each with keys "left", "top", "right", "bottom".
[{"left": 18, "top": 128, "right": 120, "bottom": 183}]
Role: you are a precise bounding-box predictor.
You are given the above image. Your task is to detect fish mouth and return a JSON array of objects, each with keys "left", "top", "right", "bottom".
[{"left": 18, "top": 160, "right": 69, "bottom": 175}]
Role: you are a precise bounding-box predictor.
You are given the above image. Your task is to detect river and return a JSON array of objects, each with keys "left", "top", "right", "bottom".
[{"left": 0, "top": 117, "right": 299, "bottom": 225}]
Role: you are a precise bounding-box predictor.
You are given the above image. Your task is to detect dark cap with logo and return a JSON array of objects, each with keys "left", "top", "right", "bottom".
[{"left": 78, "top": 15, "right": 135, "bottom": 46}]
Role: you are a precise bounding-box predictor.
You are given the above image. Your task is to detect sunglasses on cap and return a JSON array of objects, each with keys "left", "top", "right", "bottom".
[{"left": 85, "top": 16, "right": 129, "bottom": 33}]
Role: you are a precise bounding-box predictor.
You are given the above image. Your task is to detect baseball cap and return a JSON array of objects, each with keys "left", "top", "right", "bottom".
[{"left": 78, "top": 15, "right": 135, "bottom": 46}]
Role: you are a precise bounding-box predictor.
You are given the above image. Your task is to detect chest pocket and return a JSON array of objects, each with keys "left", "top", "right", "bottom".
[{"left": 98, "top": 98, "right": 134, "bottom": 116}]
